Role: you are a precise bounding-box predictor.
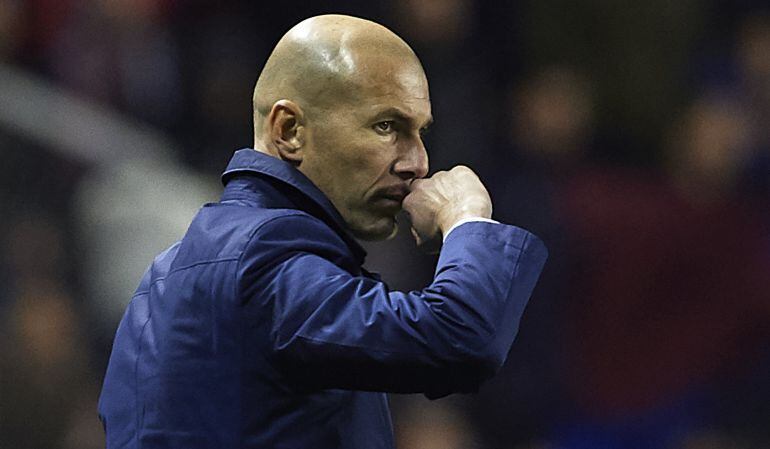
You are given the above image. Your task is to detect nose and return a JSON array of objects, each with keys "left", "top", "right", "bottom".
[{"left": 393, "top": 138, "right": 429, "bottom": 180}]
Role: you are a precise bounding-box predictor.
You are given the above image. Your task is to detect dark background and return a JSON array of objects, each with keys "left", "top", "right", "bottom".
[{"left": 1, "top": 1, "right": 769, "bottom": 448}]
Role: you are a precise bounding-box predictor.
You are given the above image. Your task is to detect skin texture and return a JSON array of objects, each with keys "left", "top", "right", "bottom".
[{"left": 253, "top": 15, "right": 491, "bottom": 242}]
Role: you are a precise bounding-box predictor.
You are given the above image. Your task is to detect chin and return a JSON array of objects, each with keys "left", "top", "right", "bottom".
[{"left": 350, "top": 216, "right": 398, "bottom": 241}]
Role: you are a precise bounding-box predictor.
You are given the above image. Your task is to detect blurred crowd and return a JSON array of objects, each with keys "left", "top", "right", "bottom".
[{"left": 1, "top": 0, "right": 768, "bottom": 448}]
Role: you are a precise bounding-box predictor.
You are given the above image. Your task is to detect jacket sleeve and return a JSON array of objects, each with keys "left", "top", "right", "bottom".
[{"left": 238, "top": 212, "right": 548, "bottom": 398}]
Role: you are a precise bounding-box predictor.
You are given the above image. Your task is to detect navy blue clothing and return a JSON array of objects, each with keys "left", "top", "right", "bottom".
[{"left": 98, "top": 149, "right": 548, "bottom": 449}]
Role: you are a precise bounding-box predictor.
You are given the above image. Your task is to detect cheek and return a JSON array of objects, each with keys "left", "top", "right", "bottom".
[
  {"left": 333, "top": 146, "right": 392, "bottom": 191},
  {"left": 309, "top": 122, "right": 395, "bottom": 201}
]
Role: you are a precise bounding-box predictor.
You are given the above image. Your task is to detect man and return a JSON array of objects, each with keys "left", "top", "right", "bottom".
[{"left": 99, "top": 14, "right": 547, "bottom": 449}]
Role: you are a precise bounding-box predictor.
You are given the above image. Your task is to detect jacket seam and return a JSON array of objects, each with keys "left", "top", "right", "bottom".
[
  {"left": 234, "top": 210, "right": 318, "bottom": 448},
  {"left": 134, "top": 303, "right": 152, "bottom": 449},
  {"left": 495, "top": 231, "right": 531, "bottom": 334},
  {"left": 129, "top": 254, "right": 244, "bottom": 445},
  {"left": 234, "top": 211, "right": 318, "bottom": 289},
  {"left": 292, "top": 333, "right": 427, "bottom": 357},
  {"left": 133, "top": 257, "right": 241, "bottom": 297},
  {"left": 446, "top": 230, "right": 526, "bottom": 252}
]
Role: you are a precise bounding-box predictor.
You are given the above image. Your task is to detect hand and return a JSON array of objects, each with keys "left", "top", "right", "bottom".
[{"left": 402, "top": 166, "right": 492, "bottom": 248}]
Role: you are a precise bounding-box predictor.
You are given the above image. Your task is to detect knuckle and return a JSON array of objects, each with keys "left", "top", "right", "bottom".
[{"left": 450, "top": 165, "right": 476, "bottom": 181}]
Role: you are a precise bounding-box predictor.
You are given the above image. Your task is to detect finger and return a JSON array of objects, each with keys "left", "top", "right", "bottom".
[
  {"left": 410, "top": 227, "right": 424, "bottom": 246},
  {"left": 414, "top": 230, "right": 442, "bottom": 255},
  {"left": 409, "top": 178, "right": 426, "bottom": 191}
]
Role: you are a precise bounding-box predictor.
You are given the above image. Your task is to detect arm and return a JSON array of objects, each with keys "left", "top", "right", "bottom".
[{"left": 239, "top": 212, "right": 547, "bottom": 398}]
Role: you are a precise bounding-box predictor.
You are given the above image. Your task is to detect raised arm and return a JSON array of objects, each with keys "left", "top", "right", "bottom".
[{"left": 238, "top": 210, "right": 547, "bottom": 399}]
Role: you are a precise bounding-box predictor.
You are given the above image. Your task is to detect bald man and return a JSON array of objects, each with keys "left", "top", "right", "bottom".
[{"left": 99, "top": 15, "right": 547, "bottom": 449}]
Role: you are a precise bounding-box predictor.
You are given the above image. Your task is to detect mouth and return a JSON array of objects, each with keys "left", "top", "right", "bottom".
[
  {"left": 372, "top": 185, "right": 410, "bottom": 211},
  {"left": 373, "top": 195, "right": 404, "bottom": 210}
]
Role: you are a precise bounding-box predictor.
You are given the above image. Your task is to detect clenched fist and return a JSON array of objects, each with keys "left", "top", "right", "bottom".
[{"left": 403, "top": 166, "right": 492, "bottom": 247}]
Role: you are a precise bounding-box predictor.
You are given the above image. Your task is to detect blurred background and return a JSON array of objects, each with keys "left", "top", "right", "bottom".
[{"left": 1, "top": 0, "right": 768, "bottom": 448}]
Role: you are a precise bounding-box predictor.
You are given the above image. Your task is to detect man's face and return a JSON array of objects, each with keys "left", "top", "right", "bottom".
[{"left": 298, "top": 60, "right": 432, "bottom": 240}]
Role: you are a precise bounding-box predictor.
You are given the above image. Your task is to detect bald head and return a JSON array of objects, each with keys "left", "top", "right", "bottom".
[
  {"left": 251, "top": 15, "right": 432, "bottom": 240},
  {"left": 253, "top": 15, "right": 424, "bottom": 144}
]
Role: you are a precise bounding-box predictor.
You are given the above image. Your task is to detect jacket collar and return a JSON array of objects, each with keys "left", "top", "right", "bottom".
[{"left": 221, "top": 148, "right": 367, "bottom": 264}]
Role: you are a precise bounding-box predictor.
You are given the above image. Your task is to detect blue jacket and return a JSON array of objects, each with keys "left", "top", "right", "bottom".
[{"left": 98, "top": 149, "right": 548, "bottom": 449}]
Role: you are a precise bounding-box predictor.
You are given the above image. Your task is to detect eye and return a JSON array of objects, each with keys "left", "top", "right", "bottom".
[
  {"left": 419, "top": 126, "right": 430, "bottom": 137},
  {"left": 374, "top": 121, "right": 395, "bottom": 134}
]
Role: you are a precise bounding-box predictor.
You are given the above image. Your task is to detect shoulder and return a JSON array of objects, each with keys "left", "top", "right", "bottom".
[
  {"left": 240, "top": 209, "right": 356, "bottom": 273},
  {"left": 134, "top": 241, "right": 183, "bottom": 296},
  {"left": 248, "top": 210, "right": 343, "bottom": 246}
]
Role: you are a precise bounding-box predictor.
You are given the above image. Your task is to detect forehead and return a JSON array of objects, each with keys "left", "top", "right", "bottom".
[{"left": 348, "top": 57, "right": 432, "bottom": 123}]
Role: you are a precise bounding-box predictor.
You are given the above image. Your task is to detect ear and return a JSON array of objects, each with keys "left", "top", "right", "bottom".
[{"left": 267, "top": 100, "right": 306, "bottom": 164}]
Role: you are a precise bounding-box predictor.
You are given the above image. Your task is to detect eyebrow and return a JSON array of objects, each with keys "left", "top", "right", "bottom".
[{"left": 375, "top": 107, "right": 433, "bottom": 129}]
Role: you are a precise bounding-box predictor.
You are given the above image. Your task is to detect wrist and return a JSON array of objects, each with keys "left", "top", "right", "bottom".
[
  {"left": 437, "top": 204, "right": 492, "bottom": 235},
  {"left": 442, "top": 217, "right": 499, "bottom": 241}
]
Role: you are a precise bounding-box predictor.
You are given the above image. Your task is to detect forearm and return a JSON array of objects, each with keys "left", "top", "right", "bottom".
[{"left": 264, "top": 220, "right": 547, "bottom": 396}]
